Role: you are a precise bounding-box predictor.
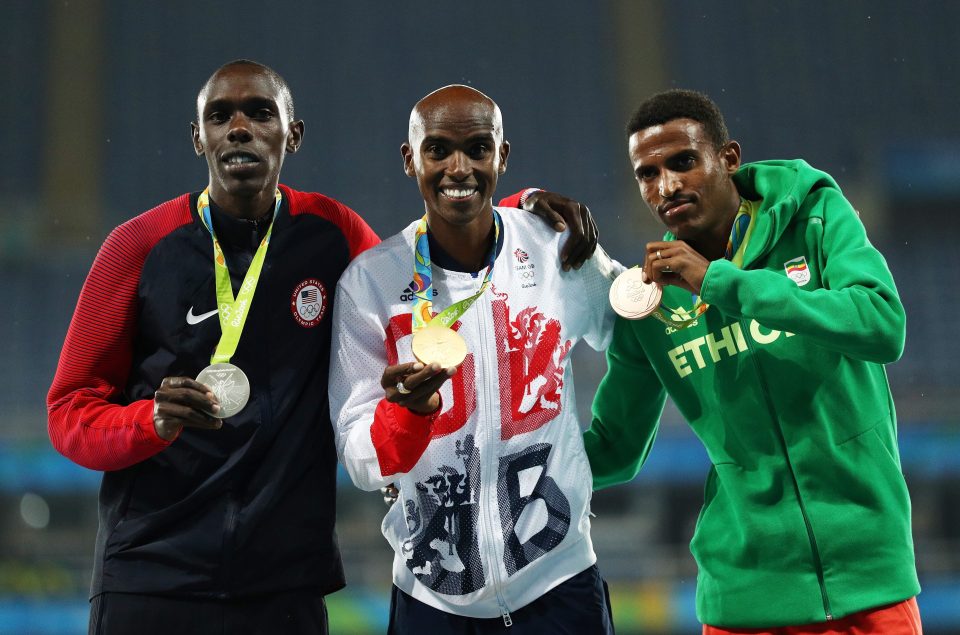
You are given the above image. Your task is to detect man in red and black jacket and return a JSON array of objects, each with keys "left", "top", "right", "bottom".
[{"left": 48, "top": 60, "right": 597, "bottom": 635}]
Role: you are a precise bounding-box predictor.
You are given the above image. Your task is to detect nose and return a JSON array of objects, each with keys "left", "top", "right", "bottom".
[
  {"left": 446, "top": 151, "right": 470, "bottom": 180},
  {"left": 227, "top": 113, "right": 253, "bottom": 143},
  {"left": 658, "top": 170, "right": 681, "bottom": 198}
]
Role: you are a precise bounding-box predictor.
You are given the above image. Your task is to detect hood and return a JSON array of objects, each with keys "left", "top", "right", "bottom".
[{"left": 732, "top": 159, "right": 842, "bottom": 266}]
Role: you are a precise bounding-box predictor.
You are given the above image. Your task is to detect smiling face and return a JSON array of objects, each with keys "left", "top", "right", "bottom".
[
  {"left": 191, "top": 64, "right": 303, "bottom": 218},
  {"left": 401, "top": 86, "right": 509, "bottom": 235},
  {"left": 629, "top": 118, "right": 741, "bottom": 254}
]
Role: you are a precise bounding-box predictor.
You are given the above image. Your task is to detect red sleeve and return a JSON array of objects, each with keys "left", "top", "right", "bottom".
[
  {"left": 369, "top": 399, "right": 441, "bottom": 476},
  {"left": 282, "top": 186, "right": 381, "bottom": 259},
  {"left": 497, "top": 188, "right": 541, "bottom": 209},
  {"left": 47, "top": 198, "right": 192, "bottom": 471}
]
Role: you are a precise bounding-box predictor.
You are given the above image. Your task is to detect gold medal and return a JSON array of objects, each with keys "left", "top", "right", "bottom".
[
  {"left": 609, "top": 268, "right": 662, "bottom": 320},
  {"left": 411, "top": 324, "right": 468, "bottom": 368}
]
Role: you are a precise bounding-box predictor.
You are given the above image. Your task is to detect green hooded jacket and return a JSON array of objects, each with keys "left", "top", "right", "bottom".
[{"left": 586, "top": 160, "right": 919, "bottom": 627}]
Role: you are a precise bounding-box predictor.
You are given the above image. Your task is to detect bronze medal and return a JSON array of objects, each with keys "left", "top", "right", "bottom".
[{"left": 609, "top": 268, "right": 663, "bottom": 320}]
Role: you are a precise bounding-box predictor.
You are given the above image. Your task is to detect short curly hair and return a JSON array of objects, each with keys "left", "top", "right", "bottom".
[{"left": 626, "top": 89, "right": 728, "bottom": 149}]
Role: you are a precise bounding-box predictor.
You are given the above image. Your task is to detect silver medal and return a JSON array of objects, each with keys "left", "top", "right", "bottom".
[{"left": 196, "top": 362, "right": 250, "bottom": 419}]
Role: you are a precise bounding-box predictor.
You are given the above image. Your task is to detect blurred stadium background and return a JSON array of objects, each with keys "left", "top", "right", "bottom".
[{"left": 2, "top": 1, "right": 958, "bottom": 633}]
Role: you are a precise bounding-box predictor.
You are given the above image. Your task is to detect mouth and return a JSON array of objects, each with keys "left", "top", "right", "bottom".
[
  {"left": 439, "top": 185, "right": 479, "bottom": 202},
  {"left": 220, "top": 150, "right": 262, "bottom": 172},
  {"left": 659, "top": 197, "right": 694, "bottom": 219}
]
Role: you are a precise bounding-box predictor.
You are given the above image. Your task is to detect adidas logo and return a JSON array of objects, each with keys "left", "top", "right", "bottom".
[{"left": 400, "top": 283, "right": 439, "bottom": 302}]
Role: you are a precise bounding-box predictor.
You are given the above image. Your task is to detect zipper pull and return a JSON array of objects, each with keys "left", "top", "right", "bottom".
[{"left": 498, "top": 599, "right": 513, "bottom": 627}]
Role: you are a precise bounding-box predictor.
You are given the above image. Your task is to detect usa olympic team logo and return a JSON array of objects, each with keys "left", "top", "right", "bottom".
[{"left": 291, "top": 279, "right": 328, "bottom": 328}]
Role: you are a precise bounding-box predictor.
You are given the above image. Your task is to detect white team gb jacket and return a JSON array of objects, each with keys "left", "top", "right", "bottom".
[{"left": 329, "top": 208, "right": 621, "bottom": 619}]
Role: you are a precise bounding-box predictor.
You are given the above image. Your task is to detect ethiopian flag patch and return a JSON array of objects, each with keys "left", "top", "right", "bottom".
[{"left": 784, "top": 256, "right": 811, "bottom": 286}]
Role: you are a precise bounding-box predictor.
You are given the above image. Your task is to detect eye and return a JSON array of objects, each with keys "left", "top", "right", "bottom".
[
  {"left": 252, "top": 108, "right": 275, "bottom": 121},
  {"left": 207, "top": 111, "right": 228, "bottom": 124},
  {"left": 469, "top": 143, "right": 491, "bottom": 159},
  {"left": 673, "top": 153, "right": 697, "bottom": 170},
  {"left": 637, "top": 167, "right": 657, "bottom": 181},
  {"left": 425, "top": 144, "right": 447, "bottom": 158}
]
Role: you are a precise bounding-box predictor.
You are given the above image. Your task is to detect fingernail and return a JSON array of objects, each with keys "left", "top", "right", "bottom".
[
  {"left": 412, "top": 363, "right": 424, "bottom": 371},
  {"left": 215, "top": 421, "right": 223, "bottom": 429},
  {"left": 212, "top": 404, "right": 220, "bottom": 413}
]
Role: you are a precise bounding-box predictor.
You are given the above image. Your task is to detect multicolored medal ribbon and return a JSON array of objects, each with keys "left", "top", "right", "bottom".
[
  {"left": 194, "top": 187, "right": 282, "bottom": 418},
  {"left": 409, "top": 211, "right": 502, "bottom": 368}
]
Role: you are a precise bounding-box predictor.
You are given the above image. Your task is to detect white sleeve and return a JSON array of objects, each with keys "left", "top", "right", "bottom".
[
  {"left": 328, "top": 278, "right": 394, "bottom": 491},
  {"left": 571, "top": 243, "right": 623, "bottom": 352}
]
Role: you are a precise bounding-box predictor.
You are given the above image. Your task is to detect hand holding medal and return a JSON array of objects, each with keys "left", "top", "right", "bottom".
[
  {"left": 610, "top": 241, "right": 712, "bottom": 327},
  {"left": 615, "top": 213, "right": 751, "bottom": 329},
  {"left": 382, "top": 361, "right": 456, "bottom": 415},
  {"left": 152, "top": 376, "right": 223, "bottom": 441}
]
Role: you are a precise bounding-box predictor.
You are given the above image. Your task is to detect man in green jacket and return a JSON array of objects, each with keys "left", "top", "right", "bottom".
[{"left": 585, "top": 89, "right": 922, "bottom": 633}]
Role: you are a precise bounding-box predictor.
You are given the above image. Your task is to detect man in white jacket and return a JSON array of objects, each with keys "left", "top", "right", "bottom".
[{"left": 329, "top": 85, "right": 619, "bottom": 634}]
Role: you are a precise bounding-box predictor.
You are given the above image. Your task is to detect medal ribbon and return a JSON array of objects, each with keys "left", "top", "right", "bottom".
[
  {"left": 410, "top": 211, "right": 502, "bottom": 331},
  {"left": 651, "top": 199, "right": 756, "bottom": 330},
  {"left": 197, "top": 188, "right": 282, "bottom": 364}
]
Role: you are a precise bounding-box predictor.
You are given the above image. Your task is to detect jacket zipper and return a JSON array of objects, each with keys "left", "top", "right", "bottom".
[
  {"left": 743, "top": 322, "right": 833, "bottom": 621},
  {"left": 476, "top": 294, "right": 512, "bottom": 627},
  {"left": 220, "top": 487, "right": 239, "bottom": 598}
]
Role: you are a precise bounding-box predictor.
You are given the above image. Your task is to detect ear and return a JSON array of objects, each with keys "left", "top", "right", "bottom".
[
  {"left": 286, "top": 120, "right": 305, "bottom": 154},
  {"left": 497, "top": 139, "right": 510, "bottom": 175},
  {"left": 401, "top": 142, "right": 416, "bottom": 178},
  {"left": 720, "top": 140, "right": 741, "bottom": 175},
  {"left": 191, "top": 122, "right": 204, "bottom": 156}
]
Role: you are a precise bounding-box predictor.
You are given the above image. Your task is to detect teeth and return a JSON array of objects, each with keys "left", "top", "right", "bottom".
[
  {"left": 226, "top": 155, "right": 256, "bottom": 165},
  {"left": 441, "top": 188, "right": 476, "bottom": 198}
]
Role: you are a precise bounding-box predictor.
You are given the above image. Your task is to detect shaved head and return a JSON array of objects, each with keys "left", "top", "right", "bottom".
[
  {"left": 400, "top": 84, "right": 510, "bottom": 244},
  {"left": 197, "top": 59, "right": 295, "bottom": 122},
  {"left": 408, "top": 84, "right": 503, "bottom": 147}
]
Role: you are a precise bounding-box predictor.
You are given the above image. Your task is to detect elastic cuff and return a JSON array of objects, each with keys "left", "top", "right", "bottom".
[
  {"left": 397, "top": 393, "right": 443, "bottom": 427},
  {"left": 519, "top": 187, "right": 543, "bottom": 207},
  {"left": 136, "top": 400, "right": 177, "bottom": 446},
  {"left": 371, "top": 397, "right": 443, "bottom": 476}
]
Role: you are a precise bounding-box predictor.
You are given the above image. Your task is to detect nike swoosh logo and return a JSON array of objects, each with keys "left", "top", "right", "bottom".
[{"left": 186, "top": 306, "right": 219, "bottom": 325}]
